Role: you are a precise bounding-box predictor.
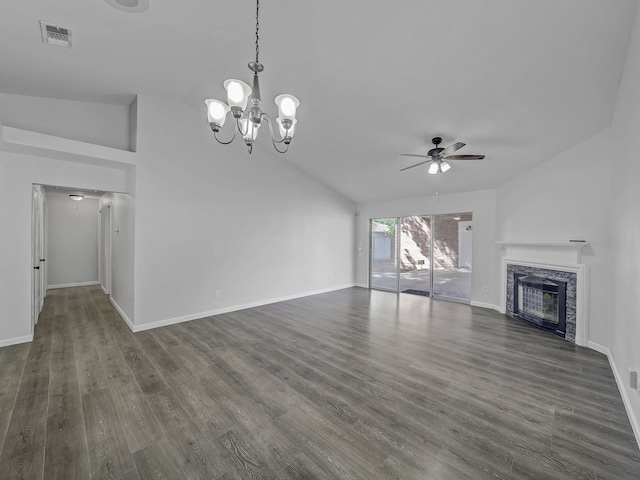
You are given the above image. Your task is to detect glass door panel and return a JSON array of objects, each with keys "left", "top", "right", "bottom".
[
  {"left": 399, "top": 216, "right": 431, "bottom": 297},
  {"left": 369, "top": 218, "right": 398, "bottom": 291},
  {"left": 432, "top": 213, "right": 473, "bottom": 301}
]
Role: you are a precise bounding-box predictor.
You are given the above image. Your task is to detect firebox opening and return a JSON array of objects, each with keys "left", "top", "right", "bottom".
[{"left": 513, "top": 274, "right": 567, "bottom": 338}]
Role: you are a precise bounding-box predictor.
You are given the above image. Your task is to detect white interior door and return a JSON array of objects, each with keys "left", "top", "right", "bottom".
[{"left": 32, "top": 186, "right": 45, "bottom": 326}]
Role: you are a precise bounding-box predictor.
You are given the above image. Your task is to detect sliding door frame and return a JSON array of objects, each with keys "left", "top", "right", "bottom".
[
  {"left": 368, "top": 218, "right": 401, "bottom": 292},
  {"left": 369, "top": 213, "right": 471, "bottom": 304}
]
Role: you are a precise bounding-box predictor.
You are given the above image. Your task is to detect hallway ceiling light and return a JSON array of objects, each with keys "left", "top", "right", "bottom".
[
  {"left": 204, "top": 0, "right": 299, "bottom": 154},
  {"left": 104, "top": 0, "right": 150, "bottom": 13},
  {"left": 69, "top": 195, "right": 84, "bottom": 201}
]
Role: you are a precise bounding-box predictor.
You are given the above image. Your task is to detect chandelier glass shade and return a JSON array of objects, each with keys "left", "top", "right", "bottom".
[{"left": 204, "top": 0, "right": 299, "bottom": 154}]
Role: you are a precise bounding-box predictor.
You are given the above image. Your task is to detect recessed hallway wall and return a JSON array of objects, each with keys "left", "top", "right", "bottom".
[{"left": 47, "top": 193, "right": 99, "bottom": 289}]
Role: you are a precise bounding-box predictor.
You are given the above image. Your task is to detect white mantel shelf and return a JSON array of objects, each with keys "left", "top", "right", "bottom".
[
  {"left": 496, "top": 240, "right": 589, "bottom": 265},
  {"left": 496, "top": 241, "right": 589, "bottom": 265},
  {"left": 495, "top": 241, "right": 589, "bottom": 248}
]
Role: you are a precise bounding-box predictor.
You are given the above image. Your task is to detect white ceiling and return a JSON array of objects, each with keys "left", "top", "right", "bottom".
[{"left": 1, "top": 0, "right": 637, "bottom": 203}]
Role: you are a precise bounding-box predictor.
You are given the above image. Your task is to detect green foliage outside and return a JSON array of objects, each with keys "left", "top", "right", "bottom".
[{"left": 377, "top": 218, "right": 397, "bottom": 237}]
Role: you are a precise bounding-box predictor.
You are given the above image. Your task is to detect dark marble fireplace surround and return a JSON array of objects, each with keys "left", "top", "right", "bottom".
[{"left": 506, "top": 263, "right": 578, "bottom": 342}]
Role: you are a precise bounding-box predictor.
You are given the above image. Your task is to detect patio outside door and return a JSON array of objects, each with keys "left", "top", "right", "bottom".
[
  {"left": 369, "top": 218, "right": 398, "bottom": 291},
  {"left": 369, "top": 213, "right": 472, "bottom": 302}
]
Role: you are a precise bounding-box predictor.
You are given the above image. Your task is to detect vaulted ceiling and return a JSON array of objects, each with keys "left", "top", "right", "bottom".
[{"left": 1, "top": 0, "right": 637, "bottom": 202}]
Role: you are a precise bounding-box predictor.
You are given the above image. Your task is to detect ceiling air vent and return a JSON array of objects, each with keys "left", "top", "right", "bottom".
[{"left": 40, "top": 21, "right": 72, "bottom": 48}]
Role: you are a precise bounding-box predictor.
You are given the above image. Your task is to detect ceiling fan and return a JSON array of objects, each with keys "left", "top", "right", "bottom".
[{"left": 401, "top": 137, "right": 485, "bottom": 174}]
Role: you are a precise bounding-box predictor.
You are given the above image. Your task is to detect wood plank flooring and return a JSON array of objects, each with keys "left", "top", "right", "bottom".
[{"left": 0, "top": 285, "right": 639, "bottom": 479}]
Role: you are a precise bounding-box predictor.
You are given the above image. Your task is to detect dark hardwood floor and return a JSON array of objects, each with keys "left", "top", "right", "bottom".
[{"left": 0, "top": 285, "right": 639, "bottom": 479}]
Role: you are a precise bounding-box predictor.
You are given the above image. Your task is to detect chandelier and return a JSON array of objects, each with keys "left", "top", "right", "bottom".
[{"left": 204, "top": 0, "right": 299, "bottom": 154}]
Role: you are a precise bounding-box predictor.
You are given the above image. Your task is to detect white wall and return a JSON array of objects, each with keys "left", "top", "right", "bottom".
[
  {"left": 608, "top": 2, "right": 640, "bottom": 444},
  {"left": 131, "top": 95, "right": 356, "bottom": 328},
  {"left": 495, "top": 131, "right": 613, "bottom": 346},
  {"left": 355, "top": 189, "right": 497, "bottom": 308},
  {"left": 494, "top": 4, "right": 640, "bottom": 444},
  {"left": 0, "top": 93, "right": 131, "bottom": 151},
  {"left": 0, "top": 152, "right": 129, "bottom": 347},
  {"left": 0, "top": 93, "right": 356, "bottom": 342},
  {"left": 100, "top": 192, "right": 135, "bottom": 325},
  {"left": 47, "top": 194, "right": 99, "bottom": 288}
]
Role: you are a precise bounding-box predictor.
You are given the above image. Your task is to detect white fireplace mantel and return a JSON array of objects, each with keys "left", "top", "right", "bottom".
[{"left": 495, "top": 240, "right": 589, "bottom": 264}]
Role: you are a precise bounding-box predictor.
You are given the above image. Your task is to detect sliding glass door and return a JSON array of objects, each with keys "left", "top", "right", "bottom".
[
  {"left": 432, "top": 213, "right": 472, "bottom": 301},
  {"left": 369, "top": 213, "right": 472, "bottom": 302},
  {"left": 369, "top": 218, "right": 398, "bottom": 291},
  {"left": 399, "top": 216, "right": 431, "bottom": 296}
]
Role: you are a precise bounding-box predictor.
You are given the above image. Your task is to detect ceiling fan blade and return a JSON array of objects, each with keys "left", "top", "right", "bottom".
[
  {"left": 444, "top": 154, "right": 485, "bottom": 160},
  {"left": 439, "top": 142, "right": 465, "bottom": 157},
  {"left": 401, "top": 154, "right": 431, "bottom": 159},
  {"left": 400, "top": 160, "right": 431, "bottom": 171}
]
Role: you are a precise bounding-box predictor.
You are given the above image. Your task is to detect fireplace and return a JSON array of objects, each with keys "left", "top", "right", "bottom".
[
  {"left": 513, "top": 274, "right": 567, "bottom": 337},
  {"left": 497, "top": 241, "right": 589, "bottom": 346},
  {"left": 505, "top": 263, "right": 578, "bottom": 342}
]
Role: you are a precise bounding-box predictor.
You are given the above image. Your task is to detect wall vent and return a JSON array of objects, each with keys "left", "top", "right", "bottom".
[{"left": 40, "top": 21, "right": 72, "bottom": 48}]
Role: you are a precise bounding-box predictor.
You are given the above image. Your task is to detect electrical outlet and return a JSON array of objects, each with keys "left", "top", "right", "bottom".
[
  {"left": 482, "top": 285, "right": 489, "bottom": 293},
  {"left": 215, "top": 290, "right": 222, "bottom": 298}
]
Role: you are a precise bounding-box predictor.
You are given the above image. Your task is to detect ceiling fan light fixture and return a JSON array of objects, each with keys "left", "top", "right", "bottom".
[{"left": 401, "top": 137, "right": 485, "bottom": 175}]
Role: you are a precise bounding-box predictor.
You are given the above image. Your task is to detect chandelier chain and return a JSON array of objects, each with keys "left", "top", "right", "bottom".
[{"left": 255, "top": 0, "right": 260, "bottom": 63}]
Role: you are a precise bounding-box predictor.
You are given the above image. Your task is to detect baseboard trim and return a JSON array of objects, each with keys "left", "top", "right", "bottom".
[
  {"left": 110, "top": 297, "right": 135, "bottom": 332},
  {"left": 131, "top": 284, "right": 357, "bottom": 333},
  {"left": 354, "top": 283, "right": 369, "bottom": 288},
  {"left": 586, "top": 340, "right": 608, "bottom": 355},
  {"left": 48, "top": 281, "right": 100, "bottom": 290},
  {"left": 0, "top": 334, "right": 33, "bottom": 347},
  {"left": 588, "top": 341, "right": 640, "bottom": 449},
  {"left": 470, "top": 301, "right": 501, "bottom": 312}
]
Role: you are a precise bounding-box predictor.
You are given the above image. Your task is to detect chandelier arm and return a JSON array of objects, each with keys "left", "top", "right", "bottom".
[
  {"left": 271, "top": 136, "right": 290, "bottom": 154},
  {"left": 213, "top": 128, "right": 236, "bottom": 145},
  {"left": 262, "top": 113, "right": 287, "bottom": 144},
  {"left": 261, "top": 115, "right": 288, "bottom": 153}
]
